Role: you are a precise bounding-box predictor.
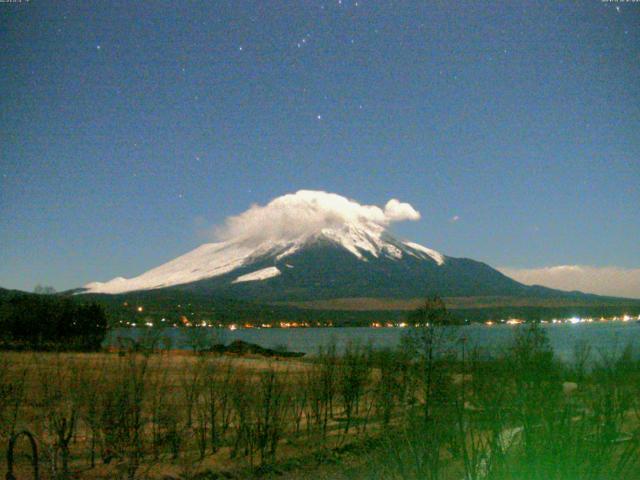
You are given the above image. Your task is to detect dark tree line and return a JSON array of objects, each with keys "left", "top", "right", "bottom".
[{"left": 0, "top": 292, "right": 107, "bottom": 350}]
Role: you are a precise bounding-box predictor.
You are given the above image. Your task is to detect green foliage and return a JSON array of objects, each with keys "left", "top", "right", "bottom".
[
  {"left": 0, "top": 292, "right": 107, "bottom": 350},
  {"left": 408, "top": 296, "right": 453, "bottom": 326}
]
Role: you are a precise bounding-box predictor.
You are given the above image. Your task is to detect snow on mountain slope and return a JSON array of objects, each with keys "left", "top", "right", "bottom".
[
  {"left": 233, "top": 266, "right": 281, "bottom": 283},
  {"left": 402, "top": 241, "right": 445, "bottom": 265},
  {"left": 82, "top": 227, "right": 445, "bottom": 294},
  {"left": 83, "top": 241, "right": 254, "bottom": 294},
  {"left": 82, "top": 190, "right": 445, "bottom": 294}
]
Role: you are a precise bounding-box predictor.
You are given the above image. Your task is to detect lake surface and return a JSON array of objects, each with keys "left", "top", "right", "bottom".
[{"left": 107, "top": 321, "right": 640, "bottom": 362}]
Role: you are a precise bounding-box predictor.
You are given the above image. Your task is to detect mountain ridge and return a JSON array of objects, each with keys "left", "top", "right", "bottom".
[
  {"left": 78, "top": 189, "right": 638, "bottom": 307},
  {"left": 82, "top": 223, "right": 451, "bottom": 296},
  {"left": 79, "top": 224, "right": 619, "bottom": 304}
]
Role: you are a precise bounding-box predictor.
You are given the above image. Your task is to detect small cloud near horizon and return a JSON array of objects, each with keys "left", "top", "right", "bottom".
[{"left": 498, "top": 265, "right": 640, "bottom": 299}]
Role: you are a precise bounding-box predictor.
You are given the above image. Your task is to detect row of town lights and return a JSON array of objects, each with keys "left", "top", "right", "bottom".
[{"left": 119, "top": 311, "right": 638, "bottom": 329}]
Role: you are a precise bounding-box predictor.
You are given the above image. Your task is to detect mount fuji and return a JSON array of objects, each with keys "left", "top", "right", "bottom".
[{"left": 82, "top": 190, "right": 554, "bottom": 301}]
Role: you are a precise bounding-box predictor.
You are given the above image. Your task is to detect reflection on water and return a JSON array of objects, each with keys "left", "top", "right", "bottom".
[{"left": 106, "top": 321, "right": 640, "bottom": 362}]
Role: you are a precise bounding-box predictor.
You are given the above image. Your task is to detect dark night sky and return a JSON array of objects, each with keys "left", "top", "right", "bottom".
[{"left": 1, "top": 1, "right": 638, "bottom": 295}]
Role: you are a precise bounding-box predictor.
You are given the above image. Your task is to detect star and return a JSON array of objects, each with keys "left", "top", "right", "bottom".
[
  {"left": 96, "top": 44, "right": 101, "bottom": 50},
  {"left": 615, "top": 6, "right": 621, "bottom": 13},
  {"left": 238, "top": 46, "right": 244, "bottom": 51},
  {"left": 316, "top": 114, "right": 322, "bottom": 120}
]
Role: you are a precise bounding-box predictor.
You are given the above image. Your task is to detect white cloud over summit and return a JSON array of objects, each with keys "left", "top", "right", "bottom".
[
  {"left": 498, "top": 265, "right": 640, "bottom": 299},
  {"left": 214, "top": 190, "right": 421, "bottom": 245}
]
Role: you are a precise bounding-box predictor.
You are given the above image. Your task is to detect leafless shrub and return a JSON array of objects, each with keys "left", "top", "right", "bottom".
[
  {"left": 337, "top": 342, "right": 370, "bottom": 437},
  {"left": 306, "top": 343, "right": 338, "bottom": 439},
  {"left": 0, "top": 356, "right": 27, "bottom": 439},
  {"left": 98, "top": 352, "right": 150, "bottom": 479},
  {"left": 255, "top": 365, "right": 288, "bottom": 465}
]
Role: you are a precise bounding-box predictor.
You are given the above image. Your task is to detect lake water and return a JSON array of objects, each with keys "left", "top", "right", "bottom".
[{"left": 107, "top": 321, "right": 640, "bottom": 362}]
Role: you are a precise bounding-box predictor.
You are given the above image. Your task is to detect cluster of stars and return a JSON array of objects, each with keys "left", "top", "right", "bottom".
[{"left": 87, "top": 0, "right": 631, "bottom": 162}]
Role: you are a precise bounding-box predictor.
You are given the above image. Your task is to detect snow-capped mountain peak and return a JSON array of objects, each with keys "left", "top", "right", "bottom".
[
  {"left": 82, "top": 191, "right": 447, "bottom": 295},
  {"left": 82, "top": 223, "right": 445, "bottom": 294}
]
